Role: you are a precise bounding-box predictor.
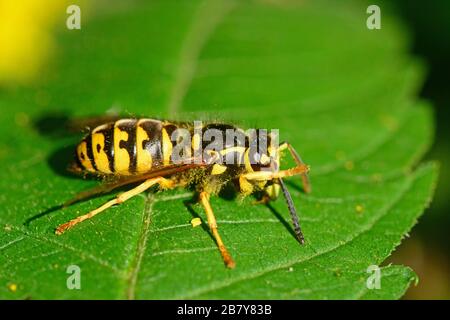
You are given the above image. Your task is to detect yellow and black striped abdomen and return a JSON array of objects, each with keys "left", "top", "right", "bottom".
[{"left": 75, "top": 119, "right": 177, "bottom": 175}]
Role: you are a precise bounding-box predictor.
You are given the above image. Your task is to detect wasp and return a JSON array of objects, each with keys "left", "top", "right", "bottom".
[{"left": 56, "top": 117, "right": 311, "bottom": 268}]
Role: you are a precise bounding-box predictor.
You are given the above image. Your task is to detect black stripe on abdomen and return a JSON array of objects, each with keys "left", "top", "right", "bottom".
[
  {"left": 85, "top": 134, "right": 97, "bottom": 171},
  {"left": 116, "top": 119, "right": 137, "bottom": 173},
  {"left": 140, "top": 119, "right": 163, "bottom": 168}
]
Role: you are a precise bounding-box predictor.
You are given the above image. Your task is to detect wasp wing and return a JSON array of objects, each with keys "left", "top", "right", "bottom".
[
  {"left": 66, "top": 113, "right": 130, "bottom": 133},
  {"left": 35, "top": 113, "right": 129, "bottom": 138}
]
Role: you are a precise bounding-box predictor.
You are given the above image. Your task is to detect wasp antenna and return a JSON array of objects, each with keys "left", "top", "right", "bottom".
[{"left": 278, "top": 177, "right": 305, "bottom": 245}]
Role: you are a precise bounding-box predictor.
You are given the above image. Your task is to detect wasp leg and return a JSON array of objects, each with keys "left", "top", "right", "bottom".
[
  {"left": 252, "top": 195, "right": 271, "bottom": 205},
  {"left": 199, "top": 191, "right": 236, "bottom": 269},
  {"left": 279, "top": 142, "right": 311, "bottom": 193},
  {"left": 242, "top": 163, "right": 309, "bottom": 181},
  {"left": 64, "top": 163, "right": 199, "bottom": 207},
  {"left": 56, "top": 177, "right": 174, "bottom": 235},
  {"left": 244, "top": 170, "right": 306, "bottom": 244}
]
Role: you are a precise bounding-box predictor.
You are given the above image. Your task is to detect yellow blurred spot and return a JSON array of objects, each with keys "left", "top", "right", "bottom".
[
  {"left": 372, "top": 173, "right": 382, "bottom": 183},
  {"left": 8, "top": 283, "right": 17, "bottom": 292},
  {"left": 379, "top": 114, "right": 399, "bottom": 131},
  {"left": 4, "top": 224, "right": 12, "bottom": 232},
  {"left": 344, "top": 160, "right": 354, "bottom": 171},
  {"left": 191, "top": 218, "right": 202, "bottom": 227},
  {"left": 355, "top": 204, "right": 364, "bottom": 214},
  {"left": 0, "top": 0, "right": 69, "bottom": 85}
]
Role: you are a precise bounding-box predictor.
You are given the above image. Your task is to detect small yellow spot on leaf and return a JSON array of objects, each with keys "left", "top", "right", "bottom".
[
  {"left": 355, "top": 204, "right": 364, "bottom": 214},
  {"left": 8, "top": 283, "right": 17, "bottom": 292},
  {"left": 344, "top": 160, "right": 354, "bottom": 171},
  {"left": 191, "top": 218, "right": 202, "bottom": 227},
  {"left": 379, "top": 114, "right": 399, "bottom": 131},
  {"left": 371, "top": 173, "right": 382, "bottom": 183}
]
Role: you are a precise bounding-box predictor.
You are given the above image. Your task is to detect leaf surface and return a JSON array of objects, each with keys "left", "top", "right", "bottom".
[{"left": 0, "top": 0, "right": 437, "bottom": 299}]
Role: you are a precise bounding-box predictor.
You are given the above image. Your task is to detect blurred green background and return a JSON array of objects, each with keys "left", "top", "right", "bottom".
[{"left": 387, "top": 0, "right": 450, "bottom": 299}]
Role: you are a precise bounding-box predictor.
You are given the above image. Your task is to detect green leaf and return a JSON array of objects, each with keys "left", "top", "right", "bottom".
[{"left": 0, "top": 0, "right": 437, "bottom": 299}]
